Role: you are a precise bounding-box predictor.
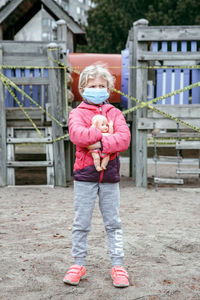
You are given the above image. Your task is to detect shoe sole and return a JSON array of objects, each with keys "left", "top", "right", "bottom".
[
  {"left": 63, "top": 275, "right": 85, "bottom": 286},
  {"left": 111, "top": 275, "right": 129, "bottom": 288}
]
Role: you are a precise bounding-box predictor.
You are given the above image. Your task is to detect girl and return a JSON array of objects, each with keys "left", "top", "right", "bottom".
[{"left": 63, "top": 64, "right": 131, "bottom": 288}]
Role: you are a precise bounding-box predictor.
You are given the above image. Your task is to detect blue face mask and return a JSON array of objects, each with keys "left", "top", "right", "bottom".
[{"left": 82, "top": 88, "right": 109, "bottom": 104}]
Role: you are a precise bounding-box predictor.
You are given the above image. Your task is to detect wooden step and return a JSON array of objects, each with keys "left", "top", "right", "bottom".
[
  {"left": 176, "top": 168, "right": 200, "bottom": 174},
  {"left": 7, "top": 161, "right": 53, "bottom": 167},
  {"left": 176, "top": 141, "right": 200, "bottom": 149},
  {"left": 154, "top": 177, "right": 184, "bottom": 184},
  {"left": 150, "top": 132, "right": 200, "bottom": 138},
  {"left": 7, "top": 137, "right": 52, "bottom": 144},
  {"left": 153, "top": 155, "right": 182, "bottom": 162}
]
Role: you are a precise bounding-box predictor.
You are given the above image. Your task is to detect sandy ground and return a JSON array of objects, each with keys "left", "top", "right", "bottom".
[{"left": 0, "top": 160, "right": 200, "bottom": 300}]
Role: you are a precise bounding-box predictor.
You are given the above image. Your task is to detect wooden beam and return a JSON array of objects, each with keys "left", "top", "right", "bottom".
[
  {"left": 138, "top": 118, "right": 200, "bottom": 130},
  {"left": 154, "top": 177, "right": 184, "bottom": 184},
  {"left": 48, "top": 43, "right": 66, "bottom": 186},
  {"left": 177, "top": 169, "right": 200, "bottom": 174},
  {"left": 7, "top": 161, "right": 53, "bottom": 167},
  {"left": 7, "top": 138, "right": 52, "bottom": 144},
  {"left": 138, "top": 51, "right": 200, "bottom": 61},
  {"left": 0, "top": 0, "right": 23, "bottom": 23},
  {"left": 148, "top": 105, "right": 200, "bottom": 119},
  {"left": 176, "top": 141, "right": 200, "bottom": 149},
  {"left": 137, "top": 26, "right": 200, "bottom": 41},
  {"left": 8, "top": 77, "right": 49, "bottom": 85},
  {"left": 0, "top": 45, "right": 7, "bottom": 186},
  {"left": 130, "top": 19, "right": 149, "bottom": 187}
]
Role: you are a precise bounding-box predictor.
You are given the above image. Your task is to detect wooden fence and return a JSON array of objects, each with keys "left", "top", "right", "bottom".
[{"left": 127, "top": 19, "right": 200, "bottom": 187}]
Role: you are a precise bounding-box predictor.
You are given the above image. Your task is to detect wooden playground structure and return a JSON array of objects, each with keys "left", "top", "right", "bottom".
[
  {"left": 0, "top": 22, "right": 72, "bottom": 187},
  {"left": 0, "top": 19, "right": 200, "bottom": 188},
  {"left": 127, "top": 19, "right": 200, "bottom": 187}
]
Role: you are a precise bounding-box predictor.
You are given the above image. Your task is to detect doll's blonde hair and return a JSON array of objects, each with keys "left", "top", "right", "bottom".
[
  {"left": 92, "top": 114, "right": 108, "bottom": 125},
  {"left": 78, "top": 64, "right": 115, "bottom": 94}
]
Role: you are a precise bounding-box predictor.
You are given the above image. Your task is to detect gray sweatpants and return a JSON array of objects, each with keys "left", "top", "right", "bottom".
[{"left": 71, "top": 181, "right": 124, "bottom": 266}]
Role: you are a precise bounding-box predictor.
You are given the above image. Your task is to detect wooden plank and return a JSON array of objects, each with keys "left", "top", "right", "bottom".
[
  {"left": 138, "top": 118, "right": 200, "bottom": 130},
  {"left": 3, "top": 56, "right": 49, "bottom": 66},
  {"left": 154, "top": 177, "right": 184, "bottom": 184},
  {"left": 8, "top": 77, "right": 49, "bottom": 85},
  {"left": 7, "top": 128, "right": 15, "bottom": 185},
  {"left": 15, "top": 68, "right": 22, "bottom": 105},
  {"left": 4, "top": 69, "right": 14, "bottom": 107},
  {"left": 191, "top": 42, "right": 200, "bottom": 104},
  {"left": 0, "top": 45, "right": 7, "bottom": 186},
  {"left": 154, "top": 155, "right": 182, "bottom": 162},
  {"left": 14, "top": 128, "right": 46, "bottom": 138},
  {"left": 1, "top": 41, "right": 68, "bottom": 55},
  {"left": 48, "top": 43, "right": 66, "bottom": 187},
  {"left": 130, "top": 20, "right": 148, "bottom": 187},
  {"left": 7, "top": 138, "right": 52, "bottom": 144},
  {"left": 6, "top": 109, "right": 43, "bottom": 120},
  {"left": 7, "top": 161, "right": 53, "bottom": 167},
  {"left": 65, "top": 141, "right": 71, "bottom": 181},
  {"left": 24, "top": 69, "right": 31, "bottom": 107},
  {"left": 45, "top": 127, "right": 55, "bottom": 186},
  {"left": 137, "top": 26, "right": 200, "bottom": 41},
  {"left": 32, "top": 69, "right": 40, "bottom": 109},
  {"left": 0, "top": 0, "right": 22, "bottom": 23},
  {"left": 147, "top": 105, "right": 200, "bottom": 118},
  {"left": 1, "top": 41, "right": 48, "bottom": 53},
  {"left": 151, "top": 132, "right": 200, "bottom": 138},
  {"left": 138, "top": 51, "right": 200, "bottom": 61},
  {"left": 177, "top": 168, "right": 200, "bottom": 174},
  {"left": 6, "top": 120, "right": 43, "bottom": 127},
  {"left": 176, "top": 141, "right": 200, "bottom": 149}
]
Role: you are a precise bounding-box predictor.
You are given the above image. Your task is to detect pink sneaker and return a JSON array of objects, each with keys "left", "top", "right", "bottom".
[
  {"left": 63, "top": 264, "right": 86, "bottom": 285},
  {"left": 111, "top": 266, "right": 129, "bottom": 287}
]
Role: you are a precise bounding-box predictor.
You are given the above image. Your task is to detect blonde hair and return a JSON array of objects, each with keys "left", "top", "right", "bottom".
[
  {"left": 78, "top": 64, "right": 115, "bottom": 94},
  {"left": 92, "top": 114, "right": 108, "bottom": 125}
]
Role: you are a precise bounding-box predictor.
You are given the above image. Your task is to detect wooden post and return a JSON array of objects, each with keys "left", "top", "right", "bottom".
[
  {"left": 47, "top": 43, "right": 66, "bottom": 186},
  {"left": 129, "top": 19, "right": 149, "bottom": 187},
  {"left": 56, "top": 19, "right": 67, "bottom": 53},
  {"left": 0, "top": 44, "right": 7, "bottom": 186},
  {"left": 57, "top": 20, "right": 71, "bottom": 181},
  {"left": 7, "top": 128, "right": 15, "bottom": 185}
]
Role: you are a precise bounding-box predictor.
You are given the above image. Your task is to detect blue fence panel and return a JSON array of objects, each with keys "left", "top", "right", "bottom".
[
  {"left": 121, "top": 48, "right": 129, "bottom": 109},
  {"left": 24, "top": 69, "right": 31, "bottom": 107},
  {"left": 15, "top": 68, "right": 22, "bottom": 107},
  {"left": 181, "top": 42, "right": 189, "bottom": 104},
  {"left": 191, "top": 41, "right": 200, "bottom": 104},
  {"left": 4, "top": 69, "right": 14, "bottom": 107},
  {"left": 32, "top": 69, "right": 40, "bottom": 107},
  {"left": 4, "top": 68, "right": 49, "bottom": 108}
]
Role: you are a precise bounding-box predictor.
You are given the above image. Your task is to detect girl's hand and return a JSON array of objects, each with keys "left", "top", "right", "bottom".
[{"left": 87, "top": 141, "right": 101, "bottom": 150}]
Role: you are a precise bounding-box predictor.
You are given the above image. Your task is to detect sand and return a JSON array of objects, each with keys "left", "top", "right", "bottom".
[{"left": 0, "top": 161, "right": 200, "bottom": 300}]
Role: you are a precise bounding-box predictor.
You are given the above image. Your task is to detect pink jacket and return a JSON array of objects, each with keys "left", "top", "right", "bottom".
[{"left": 69, "top": 102, "right": 131, "bottom": 182}]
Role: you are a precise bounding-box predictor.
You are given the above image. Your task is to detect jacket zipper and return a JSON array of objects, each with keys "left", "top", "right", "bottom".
[{"left": 99, "top": 105, "right": 104, "bottom": 182}]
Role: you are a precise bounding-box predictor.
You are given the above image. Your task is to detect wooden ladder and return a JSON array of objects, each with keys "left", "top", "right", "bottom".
[
  {"left": 6, "top": 127, "right": 54, "bottom": 186},
  {"left": 176, "top": 140, "right": 200, "bottom": 175}
]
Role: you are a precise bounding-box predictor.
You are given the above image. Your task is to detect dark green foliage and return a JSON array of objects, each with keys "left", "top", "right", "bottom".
[{"left": 77, "top": 0, "right": 200, "bottom": 54}]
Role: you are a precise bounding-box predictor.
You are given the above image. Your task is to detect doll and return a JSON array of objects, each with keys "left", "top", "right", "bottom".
[{"left": 91, "top": 114, "right": 113, "bottom": 171}]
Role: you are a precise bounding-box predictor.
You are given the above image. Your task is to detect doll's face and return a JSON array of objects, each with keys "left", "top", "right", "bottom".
[{"left": 98, "top": 119, "right": 109, "bottom": 133}]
